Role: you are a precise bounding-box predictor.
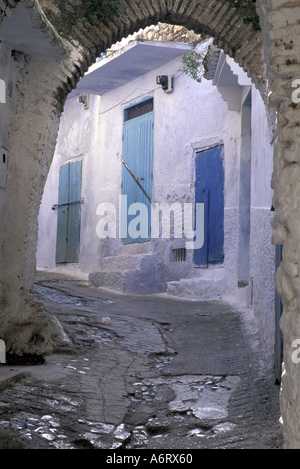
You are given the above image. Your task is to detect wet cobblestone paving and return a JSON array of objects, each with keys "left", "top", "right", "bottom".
[
  {"left": 0, "top": 275, "right": 283, "bottom": 449},
  {"left": 0, "top": 371, "right": 251, "bottom": 449}
]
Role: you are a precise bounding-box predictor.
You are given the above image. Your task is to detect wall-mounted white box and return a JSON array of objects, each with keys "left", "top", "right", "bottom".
[
  {"left": 0, "top": 339, "right": 5, "bottom": 364},
  {"left": 0, "top": 147, "right": 8, "bottom": 189}
]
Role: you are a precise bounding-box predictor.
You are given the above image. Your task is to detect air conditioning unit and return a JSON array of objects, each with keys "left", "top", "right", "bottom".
[{"left": 156, "top": 75, "right": 174, "bottom": 93}]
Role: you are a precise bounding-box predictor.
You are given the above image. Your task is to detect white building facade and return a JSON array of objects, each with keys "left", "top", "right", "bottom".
[{"left": 37, "top": 40, "right": 276, "bottom": 366}]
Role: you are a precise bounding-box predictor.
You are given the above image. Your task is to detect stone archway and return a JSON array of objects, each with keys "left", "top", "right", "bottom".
[
  {"left": 0, "top": 0, "right": 265, "bottom": 355},
  {"left": 0, "top": 0, "right": 300, "bottom": 448}
]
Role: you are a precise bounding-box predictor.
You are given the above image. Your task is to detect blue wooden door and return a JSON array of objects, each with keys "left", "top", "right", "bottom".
[
  {"left": 194, "top": 145, "right": 224, "bottom": 267},
  {"left": 121, "top": 100, "right": 153, "bottom": 244},
  {"left": 56, "top": 160, "right": 82, "bottom": 263}
]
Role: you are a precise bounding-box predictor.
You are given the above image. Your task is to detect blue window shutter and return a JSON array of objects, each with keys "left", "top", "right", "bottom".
[
  {"left": 66, "top": 160, "right": 82, "bottom": 262},
  {"left": 56, "top": 160, "right": 82, "bottom": 263},
  {"left": 56, "top": 163, "right": 70, "bottom": 263}
]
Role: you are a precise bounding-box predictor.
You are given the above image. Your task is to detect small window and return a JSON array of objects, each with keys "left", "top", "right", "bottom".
[
  {"left": 124, "top": 98, "right": 153, "bottom": 122},
  {"left": 171, "top": 248, "right": 186, "bottom": 263}
]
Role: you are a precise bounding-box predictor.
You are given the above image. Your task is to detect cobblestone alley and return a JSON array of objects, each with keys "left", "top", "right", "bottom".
[{"left": 0, "top": 272, "right": 283, "bottom": 451}]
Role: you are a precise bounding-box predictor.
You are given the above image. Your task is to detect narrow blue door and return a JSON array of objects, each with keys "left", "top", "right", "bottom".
[
  {"left": 194, "top": 145, "right": 224, "bottom": 267},
  {"left": 56, "top": 160, "right": 82, "bottom": 263},
  {"left": 121, "top": 98, "right": 153, "bottom": 244}
]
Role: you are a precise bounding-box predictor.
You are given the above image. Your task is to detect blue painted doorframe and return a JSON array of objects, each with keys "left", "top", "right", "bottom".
[
  {"left": 121, "top": 99, "right": 154, "bottom": 244},
  {"left": 194, "top": 145, "right": 224, "bottom": 267},
  {"left": 56, "top": 160, "right": 82, "bottom": 263}
]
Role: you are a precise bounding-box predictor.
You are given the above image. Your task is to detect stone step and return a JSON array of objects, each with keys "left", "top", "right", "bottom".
[
  {"left": 166, "top": 277, "right": 226, "bottom": 301},
  {"left": 89, "top": 254, "right": 163, "bottom": 294},
  {"left": 167, "top": 277, "right": 252, "bottom": 306},
  {"left": 100, "top": 254, "right": 143, "bottom": 271},
  {"left": 89, "top": 270, "right": 126, "bottom": 293}
]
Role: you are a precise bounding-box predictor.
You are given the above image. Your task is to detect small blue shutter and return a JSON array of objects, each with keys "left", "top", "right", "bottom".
[
  {"left": 121, "top": 101, "right": 153, "bottom": 243},
  {"left": 56, "top": 160, "right": 82, "bottom": 263},
  {"left": 194, "top": 145, "right": 224, "bottom": 267},
  {"left": 56, "top": 163, "right": 70, "bottom": 264},
  {"left": 66, "top": 161, "right": 82, "bottom": 261}
]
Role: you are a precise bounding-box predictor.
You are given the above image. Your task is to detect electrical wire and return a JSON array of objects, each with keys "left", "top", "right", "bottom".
[{"left": 98, "top": 69, "right": 185, "bottom": 116}]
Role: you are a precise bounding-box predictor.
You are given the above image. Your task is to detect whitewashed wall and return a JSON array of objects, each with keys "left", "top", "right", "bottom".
[
  {"left": 37, "top": 52, "right": 275, "bottom": 363},
  {"left": 37, "top": 54, "right": 236, "bottom": 285},
  {"left": 37, "top": 92, "right": 101, "bottom": 279},
  {"left": 250, "top": 85, "right": 275, "bottom": 364},
  {"left": 0, "top": 43, "right": 19, "bottom": 297}
]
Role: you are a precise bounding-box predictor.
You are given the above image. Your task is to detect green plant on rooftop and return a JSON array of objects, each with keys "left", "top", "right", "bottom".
[
  {"left": 181, "top": 38, "right": 212, "bottom": 83},
  {"left": 181, "top": 50, "right": 205, "bottom": 83}
]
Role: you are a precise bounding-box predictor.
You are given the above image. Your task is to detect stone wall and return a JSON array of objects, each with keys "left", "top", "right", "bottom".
[
  {"left": 135, "top": 22, "right": 203, "bottom": 43},
  {"left": 0, "top": 1, "right": 75, "bottom": 356},
  {"left": 257, "top": 0, "right": 300, "bottom": 449}
]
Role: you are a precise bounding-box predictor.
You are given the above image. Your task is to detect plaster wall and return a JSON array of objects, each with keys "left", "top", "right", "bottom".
[
  {"left": 0, "top": 0, "right": 72, "bottom": 357},
  {"left": 0, "top": 42, "right": 19, "bottom": 297},
  {"left": 37, "top": 50, "right": 275, "bottom": 363},
  {"left": 250, "top": 85, "right": 275, "bottom": 364},
  {"left": 37, "top": 93, "right": 101, "bottom": 279},
  {"left": 37, "top": 54, "right": 238, "bottom": 289},
  {"left": 37, "top": 52, "right": 274, "bottom": 299}
]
